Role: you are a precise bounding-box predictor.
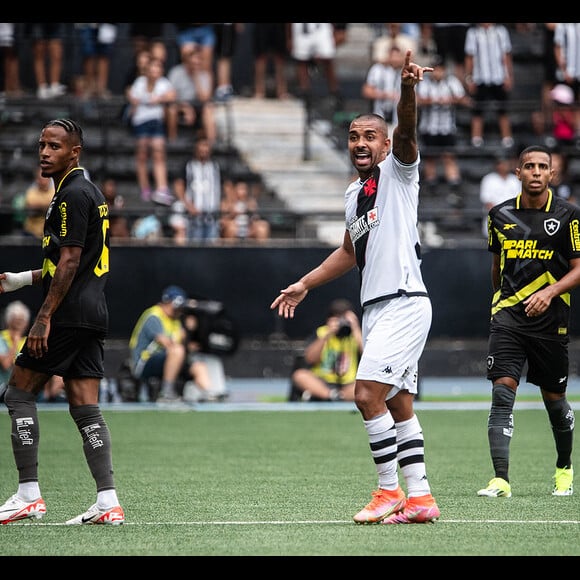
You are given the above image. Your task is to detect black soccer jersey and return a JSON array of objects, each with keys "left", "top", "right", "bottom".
[
  {"left": 42, "top": 167, "right": 110, "bottom": 332},
  {"left": 488, "top": 189, "right": 580, "bottom": 337}
]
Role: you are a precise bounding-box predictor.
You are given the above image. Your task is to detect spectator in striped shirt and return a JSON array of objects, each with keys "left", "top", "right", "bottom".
[
  {"left": 417, "top": 55, "right": 471, "bottom": 204},
  {"left": 362, "top": 44, "right": 405, "bottom": 138},
  {"left": 464, "top": 23, "right": 514, "bottom": 149}
]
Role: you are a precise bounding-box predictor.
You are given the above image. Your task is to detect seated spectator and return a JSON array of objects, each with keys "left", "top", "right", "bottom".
[
  {"left": 166, "top": 44, "right": 216, "bottom": 145},
  {"left": 479, "top": 152, "right": 520, "bottom": 238},
  {"left": 128, "top": 23, "right": 165, "bottom": 59},
  {"left": 549, "top": 84, "right": 576, "bottom": 147},
  {"left": 550, "top": 149, "right": 576, "bottom": 205},
  {"left": 126, "top": 56, "right": 176, "bottom": 204},
  {"left": 129, "top": 285, "right": 215, "bottom": 403},
  {"left": 101, "top": 178, "right": 130, "bottom": 239},
  {"left": 289, "top": 298, "right": 362, "bottom": 402},
  {"left": 0, "top": 300, "right": 29, "bottom": 393},
  {"left": 38, "top": 376, "right": 66, "bottom": 403},
  {"left": 173, "top": 23, "right": 216, "bottom": 91},
  {"left": 220, "top": 179, "right": 270, "bottom": 241},
  {"left": 169, "top": 136, "right": 224, "bottom": 242},
  {"left": 22, "top": 167, "right": 55, "bottom": 239},
  {"left": 0, "top": 300, "right": 65, "bottom": 403},
  {"left": 131, "top": 213, "right": 164, "bottom": 241},
  {"left": 371, "top": 22, "right": 419, "bottom": 64}
]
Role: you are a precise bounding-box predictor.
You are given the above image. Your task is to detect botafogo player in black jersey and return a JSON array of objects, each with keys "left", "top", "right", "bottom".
[
  {"left": 0, "top": 119, "right": 124, "bottom": 525},
  {"left": 271, "top": 50, "right": 440, "bottom": 525},
  {"left": 478, "top": 145, "right": 580, "bottom": 499}
]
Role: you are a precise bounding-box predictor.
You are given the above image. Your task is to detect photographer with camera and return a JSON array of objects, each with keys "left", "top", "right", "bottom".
[
  {"left": 129, "top": 285, "right": 215, "bottom": 403},
  {"left": 289, "top": 298, "right": 362, "bottom": 402}
]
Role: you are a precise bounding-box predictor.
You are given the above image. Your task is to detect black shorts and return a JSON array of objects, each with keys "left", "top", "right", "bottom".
[
  {"left": 15, "top": 327, "right": 106, "bottom": 381},
  {"left": 421, "top": 133, "right": 457, "bottom": 149},
  {"left": 487, "top": 326, "right": 569, "bottom": 393},
  {"left": 473, "top": 84, "right": 509, "bottom": 115}
]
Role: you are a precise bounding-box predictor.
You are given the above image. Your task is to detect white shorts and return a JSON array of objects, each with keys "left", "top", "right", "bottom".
[
  {"left": 357, "top": 295, "right": 432, "bottom": 398},
  {"left": 0, "top": 23, "right": 15, "bottom": 48},
  {"left": 291, "top": 23, "right": 336, "bottom": 61}
]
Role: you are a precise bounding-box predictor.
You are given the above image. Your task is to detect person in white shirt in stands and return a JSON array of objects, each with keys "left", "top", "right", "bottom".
[
  {"left": 166, "top": 45, "right": 216, "bottom": 145},
  {"left": 479, "top": 152, "right": 520, "bottom": 237},
  {"left": 127, "top": 56, "right": 176, "bottom": 205}
]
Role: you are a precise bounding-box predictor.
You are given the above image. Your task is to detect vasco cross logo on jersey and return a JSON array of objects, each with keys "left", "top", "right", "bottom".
[
  {"left": 544, "top": 218, "right": 560, "bottom": 236},
  {"left": 363, "top": 177, "right": 377, "bottom": 197}
]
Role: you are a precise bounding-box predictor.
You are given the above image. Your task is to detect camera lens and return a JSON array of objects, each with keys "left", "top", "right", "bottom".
[{"left": 336, "top": 318, "right": 352, "bottom": 338}]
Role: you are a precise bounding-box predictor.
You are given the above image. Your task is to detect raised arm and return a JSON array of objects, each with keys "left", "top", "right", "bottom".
[{"left": 392, "top": 49, "right": 432, "bottom": 164}]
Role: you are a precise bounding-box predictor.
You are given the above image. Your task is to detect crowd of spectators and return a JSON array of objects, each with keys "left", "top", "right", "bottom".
[{"left": 1, "top": 23, "right": 580, "bottom": 245}]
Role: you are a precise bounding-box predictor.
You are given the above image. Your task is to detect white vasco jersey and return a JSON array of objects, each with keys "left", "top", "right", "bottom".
[{"left": 344, "top": 152, "right": 428, "bottom": 308}]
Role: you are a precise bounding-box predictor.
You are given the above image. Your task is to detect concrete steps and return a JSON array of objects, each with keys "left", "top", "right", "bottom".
[{"left": 220, "top": 96, "right": 352, "bottom": 245}]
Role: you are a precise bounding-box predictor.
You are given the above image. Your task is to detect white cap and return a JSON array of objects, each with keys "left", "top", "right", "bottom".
[{"left": 550, "top": 83, "right": 574, "bottom": 105}]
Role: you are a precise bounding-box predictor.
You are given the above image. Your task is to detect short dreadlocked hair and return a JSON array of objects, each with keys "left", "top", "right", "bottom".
[{"left": 43, "top": 118, "right": 84, "bottom": 147}]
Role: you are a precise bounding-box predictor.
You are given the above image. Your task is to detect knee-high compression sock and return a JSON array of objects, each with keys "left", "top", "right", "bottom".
[
  {"left": 4, "top": 386, "right": 40, "bottom": 483},
  {"left": 70, "top": 405, "right": 116, "bottom": 492},
  {"left": 395, "top": 415, "right": 431, "bottom": 497},
  {"left": 363, "top": 412, "right": 398, "bottom": 490},
  {"left": 488, "top": 383, "right": 516, "bottom": 482},
  {"left": 544, "top": 398, "right": 575, "bottom": 469}
]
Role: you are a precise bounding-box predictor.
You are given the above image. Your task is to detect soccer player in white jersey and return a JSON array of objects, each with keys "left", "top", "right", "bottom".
[{"left": 271, "top": 50, "right": 440, "bottom": 524}]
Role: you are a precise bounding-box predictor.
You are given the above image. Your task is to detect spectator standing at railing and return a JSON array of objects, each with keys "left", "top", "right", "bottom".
[
  {"left": 362, "top": 44, "right": 405, "bottom": 139},
  {"left": 531, "top": 24, "right": 559, "bottom": 140},
  {"left": 23, "top": 23, "right": 67, "bottom": 99},
  {"left": 464, "top": 23, "right": 514, "bottom": 149},
  {"left": 74, "top": 23, "right": 117, "bottom": 99},
  {"left": 127, "top": 56, "right": 176, "bottom": 205},
  {"left": 288, "top": 23, "right": 340, "bottom": 105},
  {"left": 252, "top": 22, "right": 290, "bottom": 99},
  {"left": 214, "top": 23, "right": 243, "bottom": 102},
  {"left": 416, "top": 54, "right": 470, "bottom": 203},
  {"left": 0, "top": 23, "right": 21, "bottom": 96},
  {"left": 422, "top": 23, "right": 470, "bottom": 83}
]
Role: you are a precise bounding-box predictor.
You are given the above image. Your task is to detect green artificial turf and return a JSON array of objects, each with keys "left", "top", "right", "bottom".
[{"left": 0, "top": 408, "right": 578, "bottom": 557}]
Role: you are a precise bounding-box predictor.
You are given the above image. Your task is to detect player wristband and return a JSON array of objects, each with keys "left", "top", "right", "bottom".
[{"left": 2, "top": 270, "right": 33, "bottom": 292}]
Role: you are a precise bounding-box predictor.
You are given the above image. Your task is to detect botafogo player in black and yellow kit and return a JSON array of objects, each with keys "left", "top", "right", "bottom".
[
  {"left": 478, "top": 145, "right": 580, "bottom": 499},
  {"left": 0, "top": 119, "right": 124, "bottom": 525}
]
